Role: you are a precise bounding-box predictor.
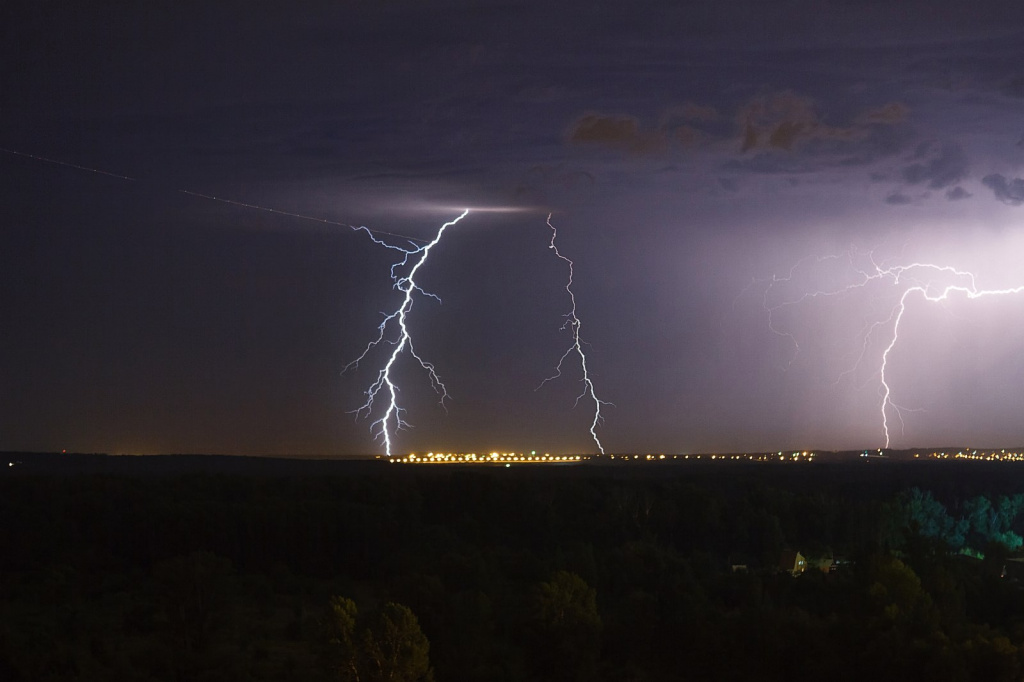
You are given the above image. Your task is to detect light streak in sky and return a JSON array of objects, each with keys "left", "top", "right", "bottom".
[
  {"left": 537, "top": 213, "right": 611, "bottom": 453},
  {"left": 344, "top": 209, "right": 470, "bottom": 456},
  {"left": 0, "top": 147, "right": 423, "bottom": 243},
  {"left": 176, "top": 189, "right": 422, "bottom": 242},
  {"left": 1, "top": 146, "right": 136, "bottom": 181},
  {"left": 757, "top": 251, "right": 1024, "bottom": 447}
]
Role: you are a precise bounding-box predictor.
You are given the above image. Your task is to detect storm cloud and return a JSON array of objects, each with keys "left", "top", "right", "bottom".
[
  {"left": 982, "top": 174, "right": 1024, "bottom": 205},
  {"left": 901, "top": 142, "right": 969, "bottom": 190}
]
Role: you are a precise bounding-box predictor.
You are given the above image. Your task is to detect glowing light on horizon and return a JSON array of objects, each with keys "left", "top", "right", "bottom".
[
  {"left": 344, "top": 209, "right": 470, "bottom": 456},
  {"left": 754, "top": 251, "right": 1024, "bottom": 447},
  {"left": 0, "top": 147, "right": 429, "bottom": 242},
  {"left": 537, "top": 213, "right": 612, "bottom": 453}
]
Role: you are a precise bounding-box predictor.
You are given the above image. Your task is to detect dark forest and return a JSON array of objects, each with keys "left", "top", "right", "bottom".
[{"left": 3, "top": 457, "right": 1024, "bottom": 681}]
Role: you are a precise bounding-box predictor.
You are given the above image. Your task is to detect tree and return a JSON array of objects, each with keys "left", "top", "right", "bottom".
[
  {"left": 866, "top": 556, "right": 937, "bottom": 632},
  {"left": 963, "top": 495, "right": 1024, "bottom": 552},
  {"left": 528, "top": 571, "right": 602, "bottom": 682},
  {"left": 897, "top": 488, "right": 967, "bottom": 550},
  {"left": 152, "top": 551, "right": 234, "bottom": 654},
  {"left": 325, "top": 596, "right": 361, "bottom": 682},
  {"left": 324, "top": 598, "right": 433, "bottom": 682},
  {"left": 363, "top": 603, "right": 433, "bottom": 682}
]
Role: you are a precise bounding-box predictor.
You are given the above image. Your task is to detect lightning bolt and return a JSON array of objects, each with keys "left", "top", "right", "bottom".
[
  {"left": 537, "top": 213, "right": 612, "bottom": 454},
  {"left": 6, "top": 148, "right": 615, "bottom": 453},
  {"left": 755, "top": 251, "right": 1024, "bottom": 448},
  {"left": 344, "top": 209, "right": 469, "bottom": 456}
]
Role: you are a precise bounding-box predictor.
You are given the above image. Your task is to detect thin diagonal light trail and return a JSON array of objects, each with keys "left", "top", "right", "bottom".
[
  {"left": 1, "top": 147, "right": 136, "bottom": 181},
  {"left": 537, "top": 213, "right": 612, "bottom": 454},
  {"left": 344, "top": 209, "right": 469, "bottom": 456},
  {"left": 754, "top": 252, "right": 1024, "bottom": 447},
  {"left": 0, "top": 147, "right": 423, "bottom": 243}
]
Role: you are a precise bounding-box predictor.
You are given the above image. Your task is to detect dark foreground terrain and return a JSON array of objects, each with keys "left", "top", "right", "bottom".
[{"left": 4, "top": 452, "right": 1024, "bottom": 681}]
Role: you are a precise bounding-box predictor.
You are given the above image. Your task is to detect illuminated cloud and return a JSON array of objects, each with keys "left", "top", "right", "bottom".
[
  {"left": 857, "top": 102, "right": 911, "bottom": 125},
  {"left": 736, "top": 91, "right": 861, "bottom": 153},
  {"left": 567, "top": 94, "right": 911, "bottom": 170},
  {"left": 566, "top": 113, "right": 666, "bottom": 154},
  {"left": 674, "top": 125, "right": 706, "bottom": 149},
  {"left": 982, "top": 174, "right": 1024, "bottom": 205},
  {"left": 735, "top": 94, "right": 912, "bottom": 157},
  {"left": 738, "top": 92, "right": 812, "bottom": 152},
  {"left": 657, "top": 103, "right": 721, "bottom": 149},
  {"left": 569, "top": 114, "right": 638, "bottom": 145}
]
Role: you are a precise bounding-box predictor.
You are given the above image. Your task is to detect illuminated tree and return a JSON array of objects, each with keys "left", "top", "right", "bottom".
[
  {"left": 963, "top": 495, "right": 1024, "bottom": 551},
  {"left": 897, "top": 488, "right": 967, "bottom": 550},
  {"left": 362, "top": 602, "right": 433, "bottom": 682},
  {"left": 325, "top": 596, "right": 361, "bottom": 682},
  {"left": 325, "top": 598, "right": 433, "bottom": 682}
]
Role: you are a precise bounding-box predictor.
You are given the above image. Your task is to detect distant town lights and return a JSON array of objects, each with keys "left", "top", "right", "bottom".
[{"left": 381, "top": 448, "right": 1023, "bottom": 465}]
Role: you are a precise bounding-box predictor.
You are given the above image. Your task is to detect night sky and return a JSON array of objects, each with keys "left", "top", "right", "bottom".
[{"left": 3, "top": 1, "right": 1024, "bottom": 456}]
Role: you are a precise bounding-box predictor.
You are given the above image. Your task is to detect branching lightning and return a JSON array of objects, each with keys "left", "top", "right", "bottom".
[
  {"left": 5, "top": 147, "right": 616, "bottom": 455},
  {"left": 537, "top": 213, "right": 612, "bottom": 453},
  {"left": 344, "top": 210, "right": 469, "bottom": 456},
  {"left": 756, "top": 251, "right": 1024, "bottom": 447}
]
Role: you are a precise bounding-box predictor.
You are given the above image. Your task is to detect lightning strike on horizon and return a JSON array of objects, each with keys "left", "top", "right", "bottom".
[
  {"left": 756, "top": 252, "right": 1024, "bottom": 448},
  {"left": 537, "top": 213, "right": 612, "bottom": 454},
  {"left": 344, "top": 209, "right": 470, "bottom": 456}
]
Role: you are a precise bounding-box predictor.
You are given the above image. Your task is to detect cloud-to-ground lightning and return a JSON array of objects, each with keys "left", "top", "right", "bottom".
[
  {"left": 537, "top": 213, "right": 612, "bottom": 453},
  {"left": 5, "top": 146, "right": 613, "bottom": 454},
  {"left": 753, "top": 251, "right": 1024, "bottom": 447},
  {"left": 344, "top": 210, "right": 470, "bottom": 456}
]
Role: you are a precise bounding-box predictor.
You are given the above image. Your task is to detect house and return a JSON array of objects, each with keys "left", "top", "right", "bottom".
[{"left": 779, "top": 550, "right": 807, "bottom": 576}]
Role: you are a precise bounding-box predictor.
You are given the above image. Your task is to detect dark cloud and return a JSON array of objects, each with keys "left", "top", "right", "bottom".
[
  {"left": 737, "top": 92, "right": 827, "bottom": 152},
  {"left": 734, "top": 93, "right": 908, "bottom": 154},
  {"left": 982, "top": 173, "right": 1024, "bottom": 205},
  {"left": 513, "top": 164, "right": 596, "bottom": 204},
  {"left": 857, "top": 102, "right": 911, "bottom": 125},
  {"left": 945, "top": 186, "right": 971, "bottom": 201},
  {"left": 658, "top": 104, "right": 720, "bottom": 149},
  {"left": 566, "top": 113, "right": 667, "bottom": 155},
  {"left": 717, "top": 177, "right": 739, "bottom": 192},
  {"left": 722, "top": 154, "right": 820, "bottom": 175},
  {"left": 567, "top": 105, "right": 724, "bottom": 156},
  {"left": 569, "top": 114, "right": 639, "bottom": 145},
  {"left": 885, "top": 192, "right": 913, "bottom": 205},
  {"left": 674, "top": 125, "right": 707, "bottom": 149},
  {"left": 900, "top": 142, "right": 968, "bottom": 189},
  {"left": 567, "top": 93, "right": 911, "bottom": 171}
]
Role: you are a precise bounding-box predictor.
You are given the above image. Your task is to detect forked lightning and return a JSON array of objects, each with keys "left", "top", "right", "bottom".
[
  {"left": 756, "top": 252, "right": 1024, "bottom": 447},
  {"left": 537, "top": 213, "right": 611, "bottom": 454},
  {"left": 344, "top": 210, "right": 469, "bottom": 456}
]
